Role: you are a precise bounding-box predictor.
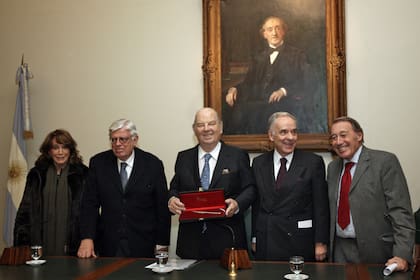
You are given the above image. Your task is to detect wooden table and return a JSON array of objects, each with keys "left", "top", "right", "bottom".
[{"left": 0, "top": 257, "right": 413, "bottom": 280}]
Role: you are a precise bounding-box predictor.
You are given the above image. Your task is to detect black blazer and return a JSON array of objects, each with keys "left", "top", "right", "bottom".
[
  {"left": 80, "top": 147, "right": 171, "bottom": 257},
  {"left": 226, "top": 43, "right": 318, "bottom": 134},
  {"left": 14, "top": 162, "right": 88, "bottom": 256},
  {"left": 169, "top": 143, "right": 256, "bottom": 259},
  {"left": 237, "top": 43, "right": 314, "bottom": 103},
  {"left": 251, "top": 149, "right": 329, "bottom": 261}
]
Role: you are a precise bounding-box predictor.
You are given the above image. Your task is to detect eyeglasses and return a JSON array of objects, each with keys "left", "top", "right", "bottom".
[{"left": 110, "top": 137, "right": 131, "bottom": 144}]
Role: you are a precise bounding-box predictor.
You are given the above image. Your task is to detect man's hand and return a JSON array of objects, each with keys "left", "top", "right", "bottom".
[
  {"left": 226, "top": 87, "right": 238, "bottom": 107},
  {"left": 168, "top": 196, "right": 185, "bottom": 215},
  {"left": 77, "top": 238, "right": 97, "bottom": 258},
  {"left": 225, "top": 198, "right": 239, "bottom": 217},
  {"left": 314, "top": 242, "right": 327, "bottom": 261},
  {"left": 268, "top": 88, "right": 286, "bottom": 103},
  {"left": 386, "top": 256, "right": 409, "bottom": 272}
]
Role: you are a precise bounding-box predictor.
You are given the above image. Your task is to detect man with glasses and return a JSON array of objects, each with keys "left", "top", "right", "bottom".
[
  {"left": 168, "top": 107, "right": 256, "bottom": 259},
  {"left": 251, "top": 112, "right": 329, "bottom": 261},
  {"left": 77, "top": 119, "right": 170, "bottom": 258},
  {"left": 328, "top": 116, "right": 414, "bottom": 271}
]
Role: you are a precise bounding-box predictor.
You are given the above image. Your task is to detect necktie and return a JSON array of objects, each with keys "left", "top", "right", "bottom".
[
  {"left": 268, "top": 46, "right": 281, "bottom": 54},
  {"left": 269, "top": 47, "right": 281, "bottom": 64},
  {"left": 200, "top": 153, "right": 211, "bottom": 190},
  {"left": 337, "top": 162, "right": 355, "bottom": 229},
  {"left": 275, "top": 158, "right": 287, "bottom": 189},
  {"left": 120, "top": 162, "right": 128, "bottom": 190}
]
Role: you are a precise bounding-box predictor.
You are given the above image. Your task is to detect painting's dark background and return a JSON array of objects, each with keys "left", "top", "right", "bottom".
[{"left": 220, "top": 0, "right": 327, "bottom": 134}]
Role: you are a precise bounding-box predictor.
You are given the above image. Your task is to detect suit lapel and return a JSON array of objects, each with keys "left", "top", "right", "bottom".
[
  {"left": 286, "top": 151, "right": 306, "bottom": 184},
  {"left": 107, "top": 153, "right": 123, "bottom": 194},
  {"left": 192, "top": 147, "right": 201, "bottom": 188},
  {"left": 256, "top": 152, "right": 280, "bottom": 212},
  {"left": 210, "top": 144, "right": 228, "bottom": 189},
  {"left": 330, "top": 161, "right": 342, "bottom": 212},
  {"left": 277, "top": 151, "right": 306, "bottom": 199},
  {"left": 261, "top": 152, "right": 276, "bottom": 192},
  {"left": 122, "top": 148, "right": 147, "bottom": 193},
  {"left": 350, "top": 147, "right": 369, "bottom": 193}
]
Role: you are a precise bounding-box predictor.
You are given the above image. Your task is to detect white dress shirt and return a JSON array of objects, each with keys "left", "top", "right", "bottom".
[{"left": 198, "top": 142, "right": 221, "bottom": 184}]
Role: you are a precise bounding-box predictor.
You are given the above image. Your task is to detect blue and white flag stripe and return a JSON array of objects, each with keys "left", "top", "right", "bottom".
[{"left": 3, "top": 63, "right": 33, "bottom": 246}]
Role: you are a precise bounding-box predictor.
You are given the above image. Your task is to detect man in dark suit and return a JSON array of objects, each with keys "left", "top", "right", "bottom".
[
  {"left": 77, "top": 119, "right": 170, "bottom": 258},
  {"left": 328, "top": 116, "right": 414, "bottom": 271},
  {"left": 225, "top": 16, "right": 317, "bottom": 134},
  {"left": 251, "top": 112, "right": 329, "bottom": 261},
  {"left": 168, "top": 107, "right": 256, "bottom": 259}
]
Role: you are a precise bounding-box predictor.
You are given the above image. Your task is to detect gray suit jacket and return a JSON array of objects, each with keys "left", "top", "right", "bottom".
[{"left": 327, "top": 146, "right": 415, "bottom": 263}]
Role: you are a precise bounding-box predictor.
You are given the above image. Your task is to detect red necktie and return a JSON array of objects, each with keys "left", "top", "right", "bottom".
[
  {"left": 275, "top": 158, "right": 287, "bottom": 189},
  {"left": 337, "top": 162, "right": 355, "bottom": 229}
]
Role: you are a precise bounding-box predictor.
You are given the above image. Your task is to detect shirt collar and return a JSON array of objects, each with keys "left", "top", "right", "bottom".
[
  {"left": 273, "top": 149, "right": 294, "bottom": 163},
  {"left": 198, "top": 142, "right": 221, "bottom": 161},
  {"left": 118, "top": 150, "right": 135, "bottom": 168},
  {"left": 344, "top": 145, "right": 363, "bottom": 165}
]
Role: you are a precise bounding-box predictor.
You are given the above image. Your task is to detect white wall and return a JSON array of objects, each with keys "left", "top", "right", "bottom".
[
  {"left": 345, "top": 0, "right": 420, "bottom": 210},
  {"left": 0, "top": 0, "right": 419, "bottom": 254}
]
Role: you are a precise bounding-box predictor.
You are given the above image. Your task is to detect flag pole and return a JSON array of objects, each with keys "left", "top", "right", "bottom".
[{"left": 3, "top": 58, "right": 33, "bottom": 246}]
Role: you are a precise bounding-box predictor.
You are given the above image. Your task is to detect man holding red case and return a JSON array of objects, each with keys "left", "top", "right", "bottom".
[{"left": 168, "top": 107, "right": 256, "bottom": 259}]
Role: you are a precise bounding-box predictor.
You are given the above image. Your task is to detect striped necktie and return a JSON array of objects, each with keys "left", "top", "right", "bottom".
[{"left": 200, "top": 153, "right": 211, "bottom": 190}]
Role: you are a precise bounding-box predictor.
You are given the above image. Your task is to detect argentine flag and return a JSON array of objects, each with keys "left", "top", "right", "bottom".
[{"left": 3, "top": 62, "right": 33, "bottom": 246}]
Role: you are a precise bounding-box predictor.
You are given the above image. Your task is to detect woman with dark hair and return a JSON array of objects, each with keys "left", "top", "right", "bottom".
[{"left": 14, "top": 129, "right": 88, "bottom": 256}]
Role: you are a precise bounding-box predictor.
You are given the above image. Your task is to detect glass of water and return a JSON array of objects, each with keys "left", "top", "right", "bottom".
[
  {"left": 289, "top": 256, "right": 304, "bottom": 279},
  {"left": 155, "top": 252, "right": 168, "bottom": 267},
  {"left": 30, "top": 245, "right": 43, "bottom": 261}
]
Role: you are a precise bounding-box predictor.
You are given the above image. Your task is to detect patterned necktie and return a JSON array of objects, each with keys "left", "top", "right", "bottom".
[
  {"left": 275, "top": 158, "right": 287, "bottom": 189},
  {"left": 120, "top": 162, "right": 128, "bottom": 190},
  {"left": 200, "top": 153, "right": 211, "bottom": 190},
  {"left": 337, "top": 162, "right": 355, "bottom": 229}
]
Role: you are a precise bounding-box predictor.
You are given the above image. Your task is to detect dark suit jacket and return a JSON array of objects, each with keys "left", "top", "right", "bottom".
[
  {"left": 169, "top": 143, "right": 256, "bottom": 259},
  {"left": 237, "top": 43, "right": 313, "bottom": 103},
  {"left": 251, "top": 149, "right": 329, "bottom": 261},
  {"left": 226, "top": 43, "right": 317, "bottom": 134},
  {"left": 80, "top": 147, "right": 171, "bottom": 257},
  {"left": 327, "top": 146, "right": 415, "bottom": 263}
]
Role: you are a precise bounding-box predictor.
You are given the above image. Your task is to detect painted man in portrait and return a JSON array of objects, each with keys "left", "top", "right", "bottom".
[{"left": 224, "top": 16, "right": 318, "bottom": 134}]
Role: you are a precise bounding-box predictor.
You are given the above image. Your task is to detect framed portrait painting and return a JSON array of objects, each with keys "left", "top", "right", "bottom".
[{"left": 202, "top": 0, "right": 346, "bottom": 151}]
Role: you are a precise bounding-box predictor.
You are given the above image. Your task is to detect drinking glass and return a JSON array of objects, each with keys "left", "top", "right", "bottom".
[
  {"left": 155, "top": 252, "right": 168, "bottom": 267},
  {"left": 289, "top": 256, "right": 304, "bottom": 279},
  {"left": 31, "top": 245, "right": 43, "bottom": 261}
]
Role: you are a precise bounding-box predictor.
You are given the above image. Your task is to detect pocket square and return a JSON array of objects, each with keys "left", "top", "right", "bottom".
[{"left": 222, "top": 168, "right": 230, "bottom": 174}]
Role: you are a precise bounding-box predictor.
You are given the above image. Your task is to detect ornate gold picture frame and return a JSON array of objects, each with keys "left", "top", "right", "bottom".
[{"left": 202, "top": 0, "right": 346, "bottom": 151}]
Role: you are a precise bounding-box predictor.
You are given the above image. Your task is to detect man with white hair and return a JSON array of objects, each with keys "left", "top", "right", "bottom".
[{"left": 78, "top": 119, "right": 170, "bottom": 258}]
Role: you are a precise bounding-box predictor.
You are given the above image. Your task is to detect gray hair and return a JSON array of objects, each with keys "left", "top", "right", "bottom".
[
  {"left": 267, "top": 112, "right": 297, "bottom": 132},
  {"left": 108, "top": 119, "right": 138, "bottom": 138}
]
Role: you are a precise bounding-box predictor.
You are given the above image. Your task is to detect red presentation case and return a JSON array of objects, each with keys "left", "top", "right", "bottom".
[{"left": 179, "top": 189, "right": 226, "bottom": 222}]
